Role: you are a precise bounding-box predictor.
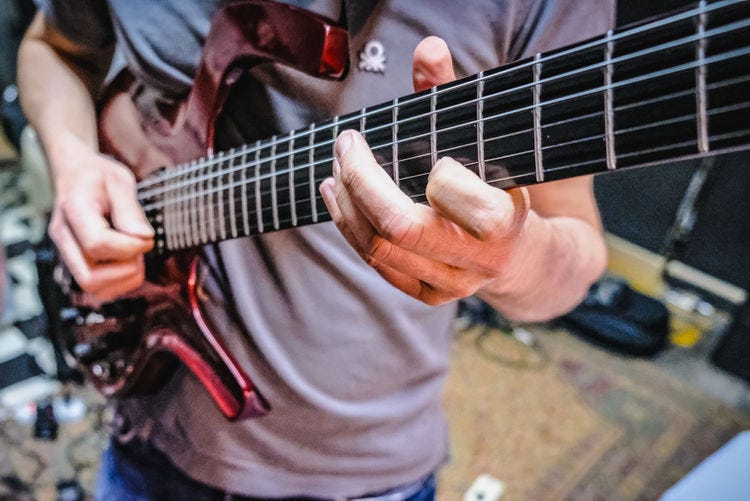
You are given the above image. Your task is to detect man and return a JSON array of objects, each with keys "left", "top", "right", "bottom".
[{"left": 18, "top": 0, "right": 612, "bottom": 499}]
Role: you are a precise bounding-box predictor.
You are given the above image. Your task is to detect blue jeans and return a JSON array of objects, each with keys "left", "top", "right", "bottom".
[{"left": 95, "top": 439, "right": 436, "bottom": 501}]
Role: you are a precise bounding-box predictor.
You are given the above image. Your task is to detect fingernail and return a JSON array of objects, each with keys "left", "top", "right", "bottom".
[
  {"left": 319, "top": 178, "right": 333, "bottom": 201},
  {"left": 335, "top": 130, "right": 353, "bottom": 160},
  {"left": 332, "top": 157, "right": 341, "bottom": 180}
]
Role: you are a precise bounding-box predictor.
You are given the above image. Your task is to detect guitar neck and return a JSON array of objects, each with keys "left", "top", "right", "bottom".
[{"left": 139, "top": 0, "right": 750, "bottom": 254}]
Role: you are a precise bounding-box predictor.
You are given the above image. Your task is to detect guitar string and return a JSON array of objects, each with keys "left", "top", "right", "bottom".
[
  {"left": 162, "top": 101, "right": 750, "bottom": 226},
  {"left": 138, "top": 14, "right": 748, "bottom": 198},
  {"left": 162, "top": 126, "right": 750, "bottom": 250},
  {"left": 152, "top": 78, "right": 719, "bottom": 221},
  {"left": 138, "top": 36, "right": 750, "bottom": 203},
  {"left": 136, "top": 0, "right": 739, "bottom": 190},
  {"left": 148, "top": 75, "right": 750, "bottom": 228},
  {"left": 140, "top": 46, "right": 750, "bottom": 212},
  {"left": 165, "top": 126, "right": 750, "bottom": 248},
  {"left": 158, "top": 94, "right": 750, "bottom": 230}
]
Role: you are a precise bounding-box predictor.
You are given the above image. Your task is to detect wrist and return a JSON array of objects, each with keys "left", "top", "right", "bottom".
[
  {"left": 42, "top": 131, "right": 100, "bottom": 190},
  {"left": 479, "top": 213, "right": 607, "bottom": 322}
]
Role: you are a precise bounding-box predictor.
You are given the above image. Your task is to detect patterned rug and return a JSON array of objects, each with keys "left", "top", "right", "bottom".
[{"left": 439, "top": 325, "right": 750, "bottom": 500}]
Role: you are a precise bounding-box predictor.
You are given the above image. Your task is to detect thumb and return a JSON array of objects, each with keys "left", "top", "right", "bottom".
[
  {"left": 106, "top": 175, "right": 154, "bottom": 240},
  {"left": 412, "top": 36, "right": 457, "bottom": 92}
]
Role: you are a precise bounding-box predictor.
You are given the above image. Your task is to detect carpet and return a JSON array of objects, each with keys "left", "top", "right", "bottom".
[
  {"left": 0, "top": 325, "right": 748, "bottom": 500},
  {"left": 439, "top": 325, "right": 750, "bottom": 500}
]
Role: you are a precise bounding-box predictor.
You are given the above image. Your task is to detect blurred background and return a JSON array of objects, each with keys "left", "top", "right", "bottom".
[{"left": 0, "top": 0, "right": 748, "bottom": 500}]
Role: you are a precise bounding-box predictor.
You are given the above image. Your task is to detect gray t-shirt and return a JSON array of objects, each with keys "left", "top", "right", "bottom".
[{"left": 37, "top": 0, "right": 614, "bottom": 497}]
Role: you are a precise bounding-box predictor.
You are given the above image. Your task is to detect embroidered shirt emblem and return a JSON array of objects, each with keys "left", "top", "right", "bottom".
[{"left": 358, "top": 40, "right": 386, "bottom": 73}]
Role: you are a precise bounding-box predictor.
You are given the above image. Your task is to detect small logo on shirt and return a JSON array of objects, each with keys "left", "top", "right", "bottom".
[{"left": 358, "top": 40, "right": 386, "bottom": 73}]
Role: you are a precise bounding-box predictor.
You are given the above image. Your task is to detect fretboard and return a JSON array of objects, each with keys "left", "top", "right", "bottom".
[{"left": 138, "top": 0, "right": 750, "bottom": 254}]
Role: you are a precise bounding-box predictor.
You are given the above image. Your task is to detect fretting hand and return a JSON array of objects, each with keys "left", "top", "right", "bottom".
[
  {"left": 320, "top": 36, "right": 535, "bottom": 306},
  {"left": 320, "top": 37, "right": 607, "bottom": 319}
]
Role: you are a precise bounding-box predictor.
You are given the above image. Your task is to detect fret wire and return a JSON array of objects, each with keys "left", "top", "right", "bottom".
[
  {"left": 289, "top": 130, "right": 297, "bottom": 227},
  {"left": 138, "top": 0, "right": 746, "bottom": 192},
  {"left": 208, "top": 154, "right": 217, "bottom": 243},
  {"left": 216, "top": 152, "right": 227, "bottom": 241},
  {"left": 430, "top": 87, "right": 437, "bottom": 166},
  {"left": 176, "top": 102, "right": 750, "bottom": 231},
  {"left": 139, "top": 0, "right": 742, "bottom": 191},
  {"left": 333, "top": 115, "right": 339, "bottom": 140},
  {"left": 164, "top": 175, "right": 173, "bottom": 250},
  {"left": 270, "top": 139, "right": 279, "bottom": 230},
  {"left": 187, "top": 161, "right": 197, "bottom": 245},
  {"left": 254, "top": 140, "right": 264, "bottom": 234},
  {"left": 181, "top": 163, "right": 191, "bottom": 247},
  {"left": 198, "top": 161, "right": 208, "bottom": 244},
  {"left": 696, "top": 0, "right": 710, "bottom": 153},
  {"left": 185, "top": 165, "right": 193, "bottom": 246},
  {"left": 308, "top": 123, "right": 318, "bottom": 223},
  {"left": 193, "top": 127, "right": 750, "bottom": 240},
  {"left": 138, "top": 16, "right": 750, "bottom": 200},
  {"left": 171, "top": 165, "right": 181, "bottom": 249},
  {"left": 532, "top": 53, "right": 544, "bottom": 183},
  {"left": 392, "top": 97, "right": 400, "bottom": 187},
  {"left": 360, "top": 110, "right": 366, "bottom": 136},
  {"left": 604, "top": 29, "right": 617, "bottom": 170},
  {"left": 228, "top": 149, "right": 238, "bottom": 238},
  {"left": 146, "top": 84, "right": 750, "bottom": 217},
  {"left": 174, "top": 164, "right": 184, "bottom": 249},
  {"left": 142, "top": 50, "right": 750, "bottom": 213},
  {"left": 177, "top": 166, "right": 187, "bottom": 248},
  {"left": 476, "top": 71, "right": 486, "bottom": 181},
  {"left": 240, "top": 150, "right": 250, "bottom": 236}
]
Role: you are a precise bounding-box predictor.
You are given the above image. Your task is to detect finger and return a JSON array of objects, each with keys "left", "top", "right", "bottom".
[
  {"left": 413, "top": 36, "right": 457, "bottom": 91},
  {"left": 426, "top": 157, "right": 530, "bottom": 241},
  {"left": 106, "top": 169, "right": 155, "bottom": 238},
  {"left": 63, "top": 196, "right": 153, "bottom": 262},
  {"left": 325, "top": 169, "right": 486, "bottom": 296},
  {"left": 53, "top": 221, "right": 145, "bottom": 294},
  {"left": 363, "top": 259, "right": 457, "bottom": 306},
  {"left": 315, "top": 188, "right": 457, "bottom": 306},
  {"left": 335, "top": 131, "right": 481, "bottom": 266},
  {"left": 91, "top": 258, "right": 146, "bottom": 301}
]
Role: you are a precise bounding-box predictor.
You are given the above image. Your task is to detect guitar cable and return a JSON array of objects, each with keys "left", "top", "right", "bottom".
[{"left": 456, "top": 297, "right": 548, "bottom": 370}]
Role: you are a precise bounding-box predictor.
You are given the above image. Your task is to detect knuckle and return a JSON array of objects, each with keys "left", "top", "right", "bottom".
[
  {"left": 420, "top": 291, "right": 449, "bottom": 307},
  {"left": 82, "top": 235, "right": 109, "bottom": 259},
  {"left": 108, "top": 163, "right": 136, "bottom": 183},
  {"left": 416, "top": 282, "right": 450, "bottom": 306},
  {"left": 469, "top": 201, "right": 512, "bottom": 240},
  {"left": 365, "top": 235, "right": 392, "bottom": 262},
  {"left": 426, "top": 158, "right": 459, "bottom": 198},
  {"left": 75, "top": 272, "right": 97, "bottom": 293},
  {"left": 447, "top": 280, "right": 477, "bottom": 299},
  {"left": 59, "top": 198, "right": 78, "bottom": 217},
  {"left": 48, "top": 215, "right": 65, "bottom": 243},
  {"left": 379, "top": 212, "right": 421, "bottom": 247}
]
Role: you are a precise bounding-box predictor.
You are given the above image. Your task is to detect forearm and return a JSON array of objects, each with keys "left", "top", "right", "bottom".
[
  {"left": 478, "top": 212, "right": 607, "bottom": 323},
  {"left": 17, "top": 13, "right": 111, "bottom": 182}
]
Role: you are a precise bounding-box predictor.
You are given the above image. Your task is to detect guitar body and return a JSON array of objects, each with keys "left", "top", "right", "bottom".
[{"left": 62, "top": 0, "right": 348, "bottom": 421}]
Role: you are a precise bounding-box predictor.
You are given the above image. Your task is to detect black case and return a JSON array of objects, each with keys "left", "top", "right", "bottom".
[{"left": 560, "top": 276, "right": 670, "bottom": 357}]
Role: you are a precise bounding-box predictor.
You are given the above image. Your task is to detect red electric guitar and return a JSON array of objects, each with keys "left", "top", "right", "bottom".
[{"left": 59, "top": 0, "right": 750, "bottom": 420}]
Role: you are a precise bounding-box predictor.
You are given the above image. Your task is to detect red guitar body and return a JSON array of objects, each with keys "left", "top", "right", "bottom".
[{"left": 64, "top": 1, "right": 348, "bottom": 420}]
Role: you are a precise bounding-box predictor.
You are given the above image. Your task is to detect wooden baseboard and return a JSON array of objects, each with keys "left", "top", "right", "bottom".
[{"left": 605, "top": 233, "right": 746, "bottom": 305}]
